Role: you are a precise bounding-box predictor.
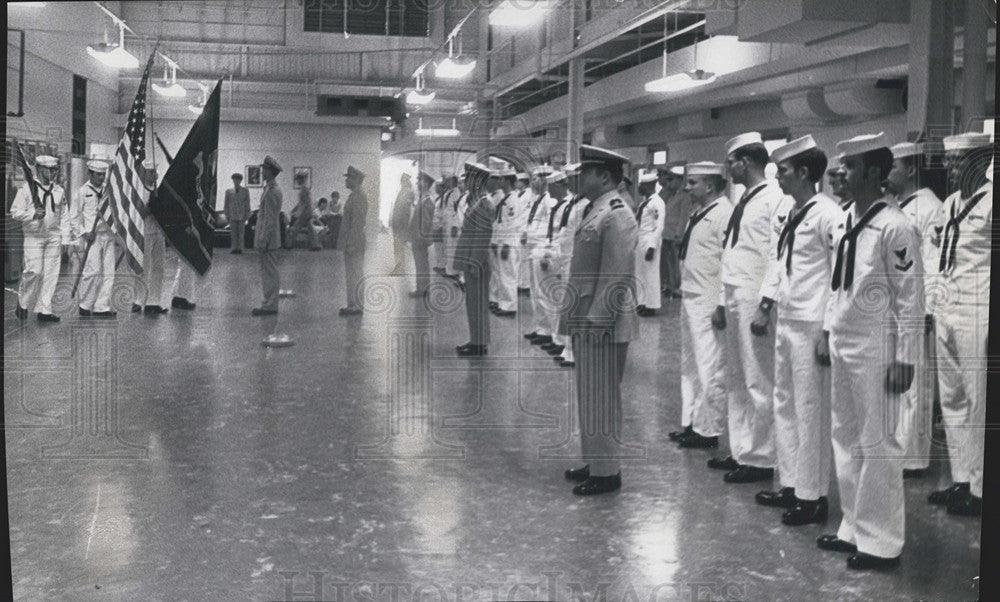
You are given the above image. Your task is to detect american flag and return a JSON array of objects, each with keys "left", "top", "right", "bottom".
[
  {"left": 104, "top": 51, "right": 155, "bottom": 274},
  {"left": 12, "top": 139, "right": 43, "bottom": 213}
]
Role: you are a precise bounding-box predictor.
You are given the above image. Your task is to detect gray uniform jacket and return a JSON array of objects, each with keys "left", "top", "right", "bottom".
[
  {"left": 224, "top": 187, "right": 251, "bottom": 222},
  {"left": 409, "top": 193, "right": 437, "bottom": 248},
  {"left": 256, "top": 181, "right": 283, "bottom": 250},
  {"left": 560, "top": 189, "right": 640, "bottom": 343},
  {"left": 453, "top": 194, "right": 496, "bottom": 273},
  {"left": 339, "top": 189, "right": 368, "bottom": 254}
]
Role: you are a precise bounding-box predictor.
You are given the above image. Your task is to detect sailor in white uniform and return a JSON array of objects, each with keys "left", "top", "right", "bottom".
[
  {"left": 547, "top": 167, "right": 588, "bottom": 368},
  {"left": 816, "top": 132, "right": 923, "bottom": 571},
  {"left": 514, "top": 172, "right": 533, "bottom": 292},
  {"left": 11, "top": 155, "right": 71, "bottom": 322},
  {"left": 753, "top": 136, "right": 841, "bottom": 526},
  {"left": 884, "top": 141, "right": 944, "bottom": 479},
  {"left": 74, "top": 159, "right": 117, "bottom": 317},
  {"left": 674, "top": 162, "right": 732, "bottom": 450},
  {"left": 633, "top": 171, "right": 665, "bottom": 316},
  {"left": 489, "top": 168, "right": 519, "bottom": 316},
  {"left": 926, "top": 131, "right": 993, "bottom": 517},
  {"left": 523, "top": 168, "right": 555, "bottom": 344},
  {"left": 709, "top": 132, "right": 791, "bottom": 483}
]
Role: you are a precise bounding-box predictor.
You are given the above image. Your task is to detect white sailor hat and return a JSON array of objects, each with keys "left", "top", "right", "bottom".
[
  {"left": 563, "top": 162, "right": 581, "bottom": 174},
  {"left": 942, "top": 132, "right": 992, "bottom": 152},
  {"left": 546, "top": 171, "right": 567, "bottom": 184},
  {"left": 889, "top": 142, "right": 923, "bottom": 159},
  {"left": 725, "top": 132, "right": 764, "bottom": 155},
  {"left": 686, "top": 161, "right": 726, "bottom": 176},
  {"left": 531, "top": 164, "right": 553, "bottom": 176},
  {"left": 515, "top": 171, "right": 529, "bottom": 180},
  {"left": 638, "top": 171, "right": 658, "bottom": 184},
  {"left": 984, "top": 118, "right": 995, "bottom": 139},
  {"left": 492, "top": 167, "right": 517, "bottom": 178},
  {"left": 771, "top": 135, "right": 819, "bottom": 164},
  {"left": 835, "top": 132, "right": 887, "bottom": 157},
  {"left": 86, "top": 159, "right": 110, "bottom": 173},
  {"left": 35, "top": 155, "right": 58, "bottom": 168}
]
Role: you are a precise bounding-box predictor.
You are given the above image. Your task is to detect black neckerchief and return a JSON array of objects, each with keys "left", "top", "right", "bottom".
[
  {"left": 723, "top": 183, "right": 767, "bottom": 247},
  {"left": 37, "top": 182, "right": 55, "bottom": 213},
  {"left": 938, "top": 190, "right": 988, "bottom": 273},
  {"left": 678, "top": 201, "right": 720, "bottom": 260},
  {"left": 558, "top": 195, "right": 582, "bottom": 229},
  {"left": 546, "top": 198, "right": 568, "bottom": 240},
  {"left": 777, "top": 200, "right": 818, "bottom": 275},
  {"left": 831, "top": 202, "right": 887, "bottom": 291},
  {"left": 635, "top": 195, "right": 654, "bottom": 225},
  {"left": 495, "top": 193, "right": 511, "bottom": 222},
  {"left": 841, "top": 199, "right": 854, "bottom": 213},
  {"left": 898, "top": 193, "right": 917, "bottom": 210},
  {"left": 527, "top": 194, "right": 545, "bottom": 225}
]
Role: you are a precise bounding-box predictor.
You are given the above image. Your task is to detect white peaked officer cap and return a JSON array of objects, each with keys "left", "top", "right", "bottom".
[
  {"left": 942, "top": 132, "right": 992, "bottom": 152},
  {"left": 35, "top": 155, "right": 59, "bottom": 168},
  {"left": 546, "top": 171, "right": 567, "bottom": 184},
  {"left": 87, "top": 159, "right": 110, "bottom": 173},
  {"left": 836, "top": 132, "right": 887, "bottom": 156},
  {"left": 889, "top": 142, "right": 923, "bottom": 159},
  {"left": 771, "top": 135, "right": 818, "bottom": 164},
  {"left": 638, "top": 171, "right": 658, "bottom": 184},
  {"left": 686, "top": 161, "right": 726, "bottom": 176},
  {"left": 725, "top": 131, "right": 764, "bottom": 155}
]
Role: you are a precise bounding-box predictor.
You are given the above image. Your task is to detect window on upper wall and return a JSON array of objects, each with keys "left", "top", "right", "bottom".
[{"left": 304, "top": 0, "right": 429, "bottom": 37}]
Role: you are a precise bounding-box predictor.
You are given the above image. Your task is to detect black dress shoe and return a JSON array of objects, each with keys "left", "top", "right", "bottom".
[
  {"left": 671, "top": 291, "right": 683, "bottom": 299},
  {"left": 489, "top": 302, "right": 499, "bottom": 309},
  {"left": 37, "top": 313, "right": 60, "bottom": 323},
  {"left": 495, "top": 310, "right": 516, "bottom": 317},
  {"left": 546, "top": 345, "right": 566, "bottom": 356},
  {"left": 636, "top": 305, "right": 647, "bottom": 313},
  {"left": 15, "top": 305, "right": 29, "bottom": 320},
  {"left": 338, "top": 307, "right": 363, "bottom": 316},
  {"left": 251, "top": 308, "right": 278, "bottom": 316},
  {"left": 678, "top": 432, "right": 719, "bottom": 448},
  {"left": 847, "top": 552, "right": 900, "bottom": 571},
  {"left": 457, "top": 344, "right": 487, "bottom": 357},
  {"left": 573, "top": 473, "right": 622, "bottom": 496},
  {"left": 782, "top": 497, "right": 828, "bottom": 526},
  {"left": 540, "top": 341, "right": 558, "bottom": 350},
  {"left": 132, "top": 303, "right": 142, "bottom": 313},
  {"left": 92, "top": 310, "right": 117, "bottom": 319},
  {"left": 144, "top": 305, "right": 169, "bottom": 314},
  {"left": 79, "top": 307, "right": 93, "bottom": 317},
  {"left": 724, "top": 465, "right": 774, "bottom": 483},
  {"left": 564, "top": 465, "right": 590, "bottom": 482},
  {"left": 946, "top": 492, "right": 982, "bottom": 516},
  {"left": 560, "top": 360, "right": 575, "bottom": 368},
  {"left": 669, "top": 425, "right": 693, "bottom": 441},
  {"left": 902, "top": 468, "right": 929, "bottom": 479},
  {"left": 708, "top": 456, "right": 740, "bottom": 471},
  {"left": 755, "top": 487, "right": 797, "bottom": 508},
  {"left": 928, "top": 482, "right": 969, "bottom": 505},
  {"left": 408, "top": 290, "right": 427, "bottom": 298},
  {"left": 524, "top": 332, "right": 540, "bottom": 340},
  {"left": 171, "top": 296, "right": 196, "bottom": 310},
  {"left": 816, "top": 534, "right": 857, "bottom": 553},
  {"left": 552, "top": 355, "right": 564, "bottom": 362},
  {"left": 456, "top": 342, "right": 473, "bottom": 352},
  {"left": 638, "top": 308, "right": 657, "bottom": 317},
  {"left": 531, "top": 335, "right": 553, "bottom": 345}
]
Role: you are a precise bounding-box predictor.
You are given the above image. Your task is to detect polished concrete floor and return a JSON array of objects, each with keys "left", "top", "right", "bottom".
[{"left": 4, "top": 233, "right": 982, "bottom": 601}]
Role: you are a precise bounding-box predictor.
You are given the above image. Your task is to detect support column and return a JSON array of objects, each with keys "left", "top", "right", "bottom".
[
  {"left": 906, "top": 0, "right": 955, "bottom": 139},
  {"left": 961, "top": 0, "right": 988, "bottom": 128},
  {"left": 566, "top": 58, "right": 584, "bottom": 163}
]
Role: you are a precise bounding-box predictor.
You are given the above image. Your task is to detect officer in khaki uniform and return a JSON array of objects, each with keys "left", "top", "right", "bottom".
[
  {"left": 338, "top": 165, "right": 368, "bottom": 315},
  {"left": 561, "top": 145, "right": 639, "bottom": 496},
  {"left": 251, "top": 156, "right": 284, "bottom": 316}
]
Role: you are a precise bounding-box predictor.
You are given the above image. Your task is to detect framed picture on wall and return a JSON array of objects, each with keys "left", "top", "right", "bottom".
[
  {"left": 293, "top": 166, "right": 311, "bottom": 189},
  {"left": 245, "top": 164, "right": 262, "bottom": 187}
]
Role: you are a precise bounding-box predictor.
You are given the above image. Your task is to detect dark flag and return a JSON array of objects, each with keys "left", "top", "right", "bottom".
[
  {"left": 150, "top": 80, "right": 222, "bottom": 276},
  {"left": 11, "top": 139, "right": 44, "bottom": 214}
]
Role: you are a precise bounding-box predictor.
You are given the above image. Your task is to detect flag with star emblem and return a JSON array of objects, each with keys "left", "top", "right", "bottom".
[
  {"left": 150, "top": 80, "right": 222, "bottom": 276},
  {"left": 105, "top": 49, "right": 156, "bottom": 274}
]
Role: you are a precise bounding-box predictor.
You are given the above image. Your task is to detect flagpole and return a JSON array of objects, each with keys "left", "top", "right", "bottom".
[{"left": 70, "top": 192, "right": 109, "bottom": 299}]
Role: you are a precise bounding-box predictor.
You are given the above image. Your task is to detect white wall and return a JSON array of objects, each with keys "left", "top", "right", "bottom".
[
  {"left": 7, "top": 2, "right": 121, "bottom": 151},
  {"left": 151, "top": 119, "right": 382, "bottom": 223}
]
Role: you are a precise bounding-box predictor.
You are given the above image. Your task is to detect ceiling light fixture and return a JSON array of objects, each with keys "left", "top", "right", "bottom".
[
  {"left": 87, "top": 22, "right": 139, "bottom": 69},
  {"left": 489, "top": 0, "right": 551, "bottom": 27},
  {"left": 645, "top": 15, "right": 716, "bottom": 93},
  {"left": 152, "top": 59, "right": 186, "bottom": 98},
  {"left": 435, "top": 37, "right": 477, "bottom": 79},
  {"left": 406, "top": 69, "right": 435, "bottom": 105},
  {"left": 187, "top": 82, "right": 209, "bottom": 115},
  {"left": 415, "top": 118, "right": 460, "bottom": 138}
]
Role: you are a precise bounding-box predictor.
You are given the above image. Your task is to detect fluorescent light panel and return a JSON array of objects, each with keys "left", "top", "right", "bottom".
[
  {"left": 490, "top": 0, "right": 550, "bottom": 27},
  {"left": 435, "top": 56, "right": 477, "bottom": 79}
]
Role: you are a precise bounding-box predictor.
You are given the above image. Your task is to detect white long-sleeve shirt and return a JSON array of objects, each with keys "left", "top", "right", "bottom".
[
  {"left": 555, "top": 195, "right": 587, "bottom": 275},
  {"left": 636, "top": 193, "right": 666, "bottom": 253},
  {"left": 773, "top": 192, "right": 842, "bottom": 322},
  {"left": 936, "top": 182, "right": 991, "bottom": 307},
  {"left": 11, "top": 180, "right": 71, "bottom": 243},
  {"left": 896, "top": 187, "right": 944, "bottom": 312},
  {"left": 721, "top": 181, "right": 792, "bottom": 304},
  {"left": 75, "top": 182, "right": 111, "bottom": 236},
  {"left": 680, "top": 195, "right": 733, "bottom": 300},
  {"left": 491, "top": 190, "right": 519, "bottom": 246},
  {"left": 824, "top": 198, "right": 925, "bottom": 364},
  {"left": 524, "top": 191, "right": 555, "bottom": 247}
]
